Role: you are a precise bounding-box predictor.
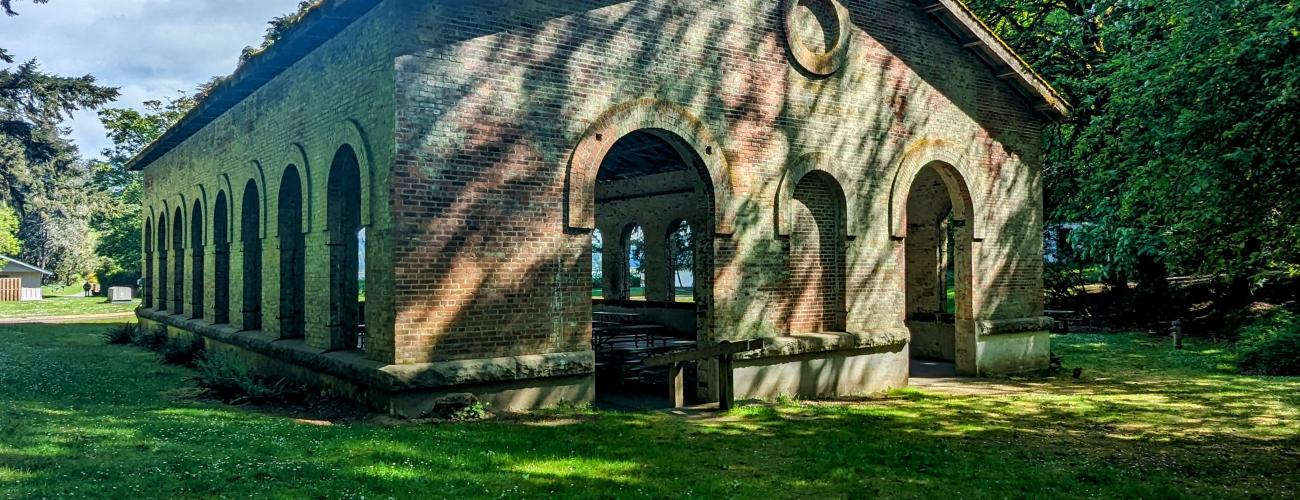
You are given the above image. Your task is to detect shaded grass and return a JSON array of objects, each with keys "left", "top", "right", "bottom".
[
  {"left": 1, "top": 324, "right": 1297, "bottom": 498},
  {"left": 0, "top": 296, "right": 139, "bottom": 319}
]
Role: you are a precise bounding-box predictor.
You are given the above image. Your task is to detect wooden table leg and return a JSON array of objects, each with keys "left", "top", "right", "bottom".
[{"left": 669, "top": 361, "right": 684, "bottom": 408}]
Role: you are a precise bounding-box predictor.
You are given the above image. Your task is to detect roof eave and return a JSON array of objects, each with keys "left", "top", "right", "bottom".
[
  {"left": 918, "top": 0, "right": 1071, "bottom": 120},
  {"left": 126, "top": 0, "right": 382, "bottom": 172}
]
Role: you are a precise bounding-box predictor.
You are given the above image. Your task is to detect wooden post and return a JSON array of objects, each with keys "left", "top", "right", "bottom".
[
  {"left": 718, "top": 353, "right": 735, "bottom": 411},
  {"left": 668, "top": 361, "right": 684, "bottom": 408},
  {"left": 1172, "top": 319, "right": 1184, "bottom": 350}
]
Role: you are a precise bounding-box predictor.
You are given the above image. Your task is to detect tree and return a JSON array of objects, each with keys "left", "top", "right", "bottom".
[
  {"left": 967, "top": 0, "right": 1300, "bottom": 309},
  {"left": 91, "top": 95, "right": 194, "bottom": 283},
  {"left": 0, "top": 201, "right": 19, "bottom": 255},
  {"left": 1, "top": 0, "right": 48, "bottom": 17}
]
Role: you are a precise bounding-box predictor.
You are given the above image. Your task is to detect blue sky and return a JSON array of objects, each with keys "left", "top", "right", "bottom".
[{"left": 3, "top": 0, "right": 304, "bottom": 159}]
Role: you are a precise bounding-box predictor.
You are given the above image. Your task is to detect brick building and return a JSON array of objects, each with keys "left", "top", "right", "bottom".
[{"left": 133, "top": 0, "right": 1066, "bottom": 415}]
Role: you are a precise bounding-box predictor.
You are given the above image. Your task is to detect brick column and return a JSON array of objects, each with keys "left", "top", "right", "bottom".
[
  {"left": 304, "top": 231, "right": 331, "bottom": 350},
  {"left": 643, "top": 223, "right": 671, "bottom": 302}
]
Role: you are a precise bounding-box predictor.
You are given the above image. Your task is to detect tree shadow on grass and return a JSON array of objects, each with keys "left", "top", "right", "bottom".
[{"left": 2, "top": 324, "right": 1298, "bottom": 498}]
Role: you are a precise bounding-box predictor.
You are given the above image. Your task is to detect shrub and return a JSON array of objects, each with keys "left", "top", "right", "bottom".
[
  {"left": 131, "top": 324, "right": 168, "bottom": 350},
  {"left": 193, "top": 349, "right": 306, "bottom": 404},
  {"left": 1237, "top": 308, "right": 1300, "bottom": 376},
  {"left": 102, "top": 323, "right": 138, "bottom": 345},
  {"left": 158, "top": 335, "right": 203, "bottom": 366}
]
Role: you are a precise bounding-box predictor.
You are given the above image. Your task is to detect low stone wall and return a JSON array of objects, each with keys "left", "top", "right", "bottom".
[
  {"left": 734, "top": 344, "right": 910, "bottom": 400},
  {"left": 906, "top": 321, "right": 956, "bottom": 361},
  {"left": 138, "top": 309, "right": 594, "bottom": 416}
]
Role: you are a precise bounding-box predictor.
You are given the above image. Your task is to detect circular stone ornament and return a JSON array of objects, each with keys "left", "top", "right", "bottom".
[{"left": 784, "top": 0, "right": 851, "bottom": 76}]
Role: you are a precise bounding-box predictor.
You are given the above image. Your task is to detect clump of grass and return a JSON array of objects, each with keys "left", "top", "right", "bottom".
[
  {"left": 193, "top": 349, "right": 306, "bottom": 405},
  {"left": 158, "top": 335, "right": 204, "bottom": 366},
  {"left": 131, "top": 323, "right": 168, "bottom": 350},
  {"left": 101, "top": 323, "right": 138, "bottom": 345},
  {"left": 1238, "top": 308, "right": 1300, "bottom": 376}
]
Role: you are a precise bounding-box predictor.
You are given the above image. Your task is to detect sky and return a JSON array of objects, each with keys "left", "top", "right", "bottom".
[{"left": 3, "top": 0, "right": 305, "bottom": 159}]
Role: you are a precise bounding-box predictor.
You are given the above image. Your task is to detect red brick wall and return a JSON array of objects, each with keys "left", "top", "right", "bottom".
[{"left": 786, "top": 172, "right": 846, "bottom": 333}]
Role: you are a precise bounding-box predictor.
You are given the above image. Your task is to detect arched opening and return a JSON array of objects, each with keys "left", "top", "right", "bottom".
[
  {"left": 587, "top": 128, "right": 715, "bottom": 409},
  {"left": 156, "top": 213, "right": 168, "bottom": 312},
  {"left": 666, "top": 220, "right": 694, "bottom": 303},
  {"left": 213, "top": 191, "right": 230, "bottom": 324},
  {"left": 624, "top": 224, "right": 645, "bottom": 300},
  {"left": 278, "top": 166, "right": 306, "bottom": 339},
  {"left": 326, "top": 145, "right": 364, "bottom": 350},
  {"left": 143, "top": 218, "right": 153, "bottom": 308},
  {"left": 904, "top": 162, "right": 974, "bottom": 376},
  {"left": 190, "top": 200, "right": 205, "bottom": 319},
  {"left": 786, "top": 170, "right": 847, "bottom": 333},
  {"left": 591, "top": 229, "right": 604, "bottom": 299},
  {"left": 171, "top": 207, "right": 185, "bottom": 314},
  {"left": 241, "top": 180, "right": 262, "bottom": 330}
]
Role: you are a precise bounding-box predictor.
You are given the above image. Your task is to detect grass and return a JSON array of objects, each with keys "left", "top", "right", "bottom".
[
  {"left": 0, "top": 295, "right": 140, "bottom": 319},
  {"left": 593, "top": 287, "right": 694, "bottom": 302},
  {"left": 1, "top": 325, "right": 1298, "bottom": 498}
]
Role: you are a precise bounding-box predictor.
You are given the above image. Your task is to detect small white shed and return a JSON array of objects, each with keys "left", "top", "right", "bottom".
[{"left": 0, "top": 256, "right": 51, "bottom": 301}]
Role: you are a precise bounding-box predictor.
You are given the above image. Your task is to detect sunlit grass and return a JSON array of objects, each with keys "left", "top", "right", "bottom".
[
  {"left": 0, "top": 295, "right": 139, "bottom": 319},
  {"left": 0, "top": 323, "right": 1297, "bottom": 498}
]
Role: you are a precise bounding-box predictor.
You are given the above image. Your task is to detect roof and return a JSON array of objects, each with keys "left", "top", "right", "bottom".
[
  {"left": 1, "top": 256, "right": 53, "bottom": 275},
  {"left": 128, "top": 0, "right": 1067, "bottom": 171},
  {"left": 918, "top": 0, "right": 1071, "bottom": 118},
  {"left": 126, "top": 0, "right": 381, "bottom": 171}
]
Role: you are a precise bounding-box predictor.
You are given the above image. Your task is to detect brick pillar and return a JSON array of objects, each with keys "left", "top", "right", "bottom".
[
  {"left": 304, "top": 231, "right": 331, "bottom": 350},
  {"left": 601, "top": 224, "right": 627, "bottom": 300},
  {"left": 643, "top": 223, "right": 671, "bottom": 302},
  {"left": 361, "top": 226, "right": 395, "bottom": 364}
]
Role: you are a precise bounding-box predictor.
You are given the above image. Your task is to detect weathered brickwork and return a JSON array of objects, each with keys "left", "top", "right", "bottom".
[{"left": 138, "top": 0, "right": 1056, "bottom": 410}]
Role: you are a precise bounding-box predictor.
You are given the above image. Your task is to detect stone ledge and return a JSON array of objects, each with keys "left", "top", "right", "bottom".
[
  {"left": 734, "top": 328, "right": 910, "bottom": 360},
  {"left": 976, "top": 316, "right": 1055, "bottom": 336},
  {"left": 136, "top": 308, "right": 594, "bottom": 393}
]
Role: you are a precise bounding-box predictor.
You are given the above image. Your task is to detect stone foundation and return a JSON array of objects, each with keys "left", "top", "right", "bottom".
[{"left": 139, "top": 309, "right": 594, "bottom": 417}]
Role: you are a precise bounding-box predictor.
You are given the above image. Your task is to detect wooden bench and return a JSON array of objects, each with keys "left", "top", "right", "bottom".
[{"left": 643, "top": 339, "right": 764, "bottom": 410}]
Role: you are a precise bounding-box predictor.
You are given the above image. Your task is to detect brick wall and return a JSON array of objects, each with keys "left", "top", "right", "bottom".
[{"left": 786, "top": 171, "right": 847, "bottom": 333}]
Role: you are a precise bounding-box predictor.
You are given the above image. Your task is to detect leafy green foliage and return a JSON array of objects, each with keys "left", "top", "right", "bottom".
[
  {"left": 157, "top": 334, "right": 204, "bottom": 366},
  {"left": 90, "top": 96, "right": 193, "bottom": 285},
  {"left": 130, "top": 323, "right": 168, "bottom": 350},
  {"left": 0, "top": 201, "right": 19, "bottom": 255},
  {"left": 1, "top": 0, "right": 49, "bottom": 18},
  {"left": 1237, "top": 308, "right": 1300, "bottom": 376},
  {"left": 101, "top": 322, "right": 137, "bottom": 345},
  {"left": 967, "top": 0, "right": 1300, "bottom": 297},
  {"left": 193, "top": 349, "right": 306, "bottom": 404}
]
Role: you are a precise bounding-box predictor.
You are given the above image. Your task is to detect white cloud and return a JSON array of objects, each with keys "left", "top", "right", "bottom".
[{"left": 3, "top": 0, "right": 305, "bottom": 159}]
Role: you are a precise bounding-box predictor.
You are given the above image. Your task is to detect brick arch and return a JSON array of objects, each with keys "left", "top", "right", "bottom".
[
  {"left": 776, "top": 152, "right": 854, "bottom": 238},
  {"left": 213, "top": 174, "right": 235, "bottom": 244},
  {"left": 888, "top": 139, "right": 985, "bottom": 241},
  {"left": 245, "top": 161, "right": 270, "bottom": 240},
  {"left": 566, "top": 99, "right": 737, "bottom": 235},
  {"left": 275, "top": 143, "right": 314, "bottom": 233},
  {"left": 322, "top": 119, "right": 378, "bottom": 227}
]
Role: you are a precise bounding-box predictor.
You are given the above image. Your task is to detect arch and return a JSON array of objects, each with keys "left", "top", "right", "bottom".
[
  {"left": 591, "top": 228, "right": 605, "bottom": 298},
  {"left": 326, "top": 145, "right": 364, "bottom": 350},
  {"left": 143, "top": 217, "right": 154, "bottom": 308},
  {"left": 171, "top": 206, "right": 185, "bottom": 314},
  {"left": 277, "top": 165, "right": 306, "bottom": 339},
  {"left": 566, "top": 99, "right": 737, "bottom": 235},
  {"left": 786, "top": 169, "right": 848, "bottom": 332},
  {"left": 213, "top": 190, "right": 231, "bottom": 324},
  {"left": 277, "top": 144, "right": 313, "bottom": 233},
  {"left": 156, "top": 211, "right": 169, "bottom": 312},
  {"left": 248, "top": 160, "right": 270, "bottom": 240},
  {"left": 190, "top": 199, "right": 206, "bottom": 319},
  {"left": 776, "top": 152, "right": 855, "bottom": 238},
  {"left": 241, "top": 179, "right": 263, "bottom": 330},
  {"left": 322, "top": 119, "right": 378, "bottom": 227},
  {"left": 888, "top": 139, "right": 984, "bottom": 241}
]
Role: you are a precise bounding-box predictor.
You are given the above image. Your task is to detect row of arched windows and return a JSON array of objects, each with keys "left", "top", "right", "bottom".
[
  {"left": 142, "top": 145, "right": 369, "bottom": 351},
  {"left": 591, "top": 220, "right": 695, "bottom": 303}
]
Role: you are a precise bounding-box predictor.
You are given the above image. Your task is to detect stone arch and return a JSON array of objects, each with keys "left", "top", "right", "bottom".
[
  {"left": 212, "top": 190, "right": 231, "bottom": 324},
  {"left": 888, "top": 139, "right": 984, "bottom": 241},
  {"left": 277, "top": 165, "right": 307, "bottom": 339},
  {"left": 566, "top": 99, "right": 737, "bottom": 235},
  {"left": 171, "top": 205, "right": 186, "bottom": 313},
  {"left": 776, "top": 152, "right": 855, "bottom": 238},
  {"left": 240, "top": 178, "right": 264, "bottom": 331},
  {"left": 214, "top": 174, "right": 235, "bottom": 244},
  {"left": 325, "top": 144, "right": 364, "bottom": 350},
  {"left": 156, "top": 209, "right": 170, "bottom": 312},
  {"left": 190, "top": 198, "right": 206, "bottom": 319},
  {"left": 192, "top": 184, "right": 209, "bottom": 246}
]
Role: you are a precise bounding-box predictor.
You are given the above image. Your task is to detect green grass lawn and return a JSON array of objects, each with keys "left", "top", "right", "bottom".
[
  {"left": 1, "top": 324, "right": 1298, "bottom": 498},
  {"left": 593, "top": 287, "right": 694, "bottom": 302},
  {"left": 0, "top": 295, "right": 140, "bottom": 319}
]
